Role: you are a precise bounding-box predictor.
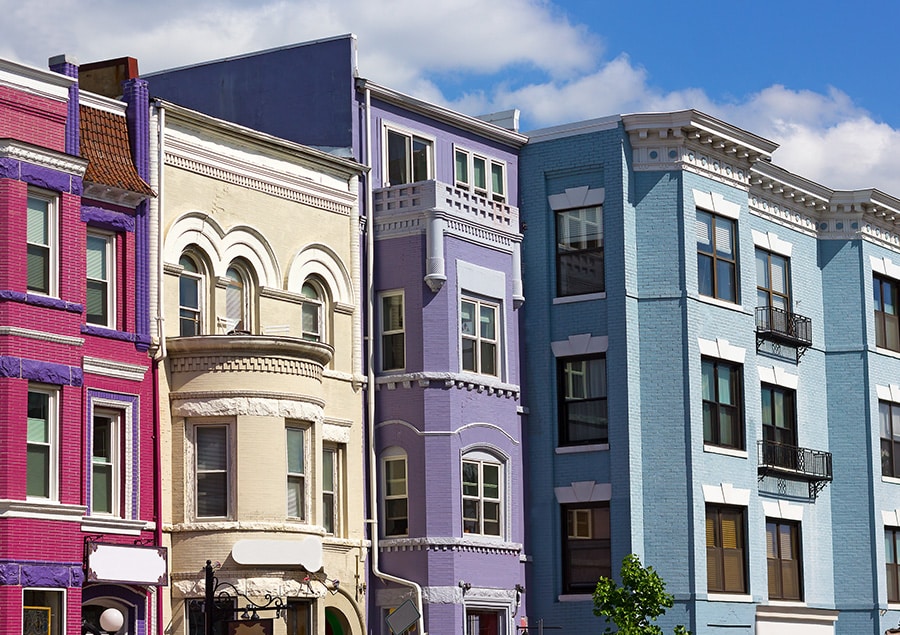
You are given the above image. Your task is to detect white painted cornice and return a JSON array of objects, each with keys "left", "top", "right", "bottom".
[
  {"left": 0, "top": 58, "right": 74, "bottom": 100},
  {"left": 0, "top": 139, "right": 87, "bottom": 176}
]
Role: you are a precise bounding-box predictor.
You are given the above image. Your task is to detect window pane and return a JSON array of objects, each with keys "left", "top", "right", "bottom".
[
  {"left": 460, "top": 301, "right": 475, "bottom": 335},
  {"left": 287, "top": 428, "right": 304, "bottom": 474},
  {"left": 197, "top": 473, "right": 227, "bottom": 517},
  {"left": 715, "top": 220, "right": 734, "bottom": 257},
  {"left": 716, "top": 260, "right": 736, "bottom": 302},
  {"left": 27, "top": 446, "right": 50, "bottom": 497},
  {"left": 86, "top": 236, "right": 107, "bottom": 279},
  {"left": 696, "top": 212, "right": 713, "bottom": 253},
  {"left": 473, "top": 156, "right": 486, "bottom": 190},
  {"left": 197, "top": 428, "right": 227, "bottom": 470},
  {"left": 491, "top": 163, "right": 504, "bottom": 198},
  {"left": 92, "top": 464, "right": 112, "bottom": 513},
  {"left": 756, "top": 250, "right": 769, "bottom": 288},
  {"left": 462, "top": 461, "right": 479, "bottom": 496},
  {"left": 455, "top": 150, "right": 468, "bottom": 184},
  {"left": 287, "top": 475, "right": 304, "bottom": 518},
  {"left": 387, "top": 130, "right": 408, "bottom": 185},
  {"left": 86, "top": 280, "right": 107, "bottom": 325},
  {"left": 323, "top": 449, "right": 334, "bottom": 491},
  {"left": 480, "top": 342, "right": 496, "bottom": 376},
  {"left": 383, "top": 294, "right": 403, "bottom": 330},
  {"left": 412, "top": 137, "right": 429, "bottom": 182},
  {"left": 479, "top": 306, "right": 495, "bottom": 340}
]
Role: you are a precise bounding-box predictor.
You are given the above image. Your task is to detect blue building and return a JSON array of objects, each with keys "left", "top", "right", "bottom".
[{"left": 519, "top": 110, "right": 900, "bottom": 635}]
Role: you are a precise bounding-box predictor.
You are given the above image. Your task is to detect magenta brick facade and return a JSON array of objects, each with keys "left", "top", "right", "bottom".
[{"left": 0, "top": 58, "right": 161, "bottom": 635}]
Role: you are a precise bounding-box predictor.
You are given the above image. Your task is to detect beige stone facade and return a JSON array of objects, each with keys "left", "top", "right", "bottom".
[{"left": 150, "top": 102, "right": 367, "bottom": 635}]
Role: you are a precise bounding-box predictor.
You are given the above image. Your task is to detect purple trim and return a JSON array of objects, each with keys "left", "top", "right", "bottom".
[
  {"left": 85, "top": 391, "right": 141, "bottom": 520},
  {"left": 122, "top": 79, "right": 152, "bottom": 351},
  {"left": 82, "top": 205, "right": 135, "bottom": 232},
  {"left": 0, "top": 559, "right": 84, "bottom": 587},
  {"left": 0, "top": 290, "right": 84, "bottom": 312},
  {"left": 0, "top": 356, "right": 83, "bottom": 386},
  {"left": 81, "top": 324, "right": 136, "bottom": 342},
  {"left": 0, "top": 159, "right": 83, "bottom": 194},
  {"left": 48, "top": 58, "right": 80, "bottom": 157}
]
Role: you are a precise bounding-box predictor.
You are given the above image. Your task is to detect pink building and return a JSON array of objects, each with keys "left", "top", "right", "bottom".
[{"left": 0, "top": 56, "right": 163, "bottom": 635}]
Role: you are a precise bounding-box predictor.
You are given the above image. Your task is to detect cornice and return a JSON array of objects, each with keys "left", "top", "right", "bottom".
[
  {"left": 375, "top": 371, "right": 520, "bottom": 398},
  {"left": 83, "top": 356, "right": 149, "bottom": 381},
  {"left": 0, "top": 138, "right": 88, "bottom": 176},
  {"left": 164, "top": 139, "right": 355, "bottom": 217},
  {"left": 82, "top": 181, "right": 149, "bottom": 208},
  {"left": 0, "top": 326, "right": 84, "bottom": 346},
  {"left": 379, "top": 536, "right": 522, "bottom": 556},
  {"left": 0, "top": 59, "right": 74, "bottom": 101}
]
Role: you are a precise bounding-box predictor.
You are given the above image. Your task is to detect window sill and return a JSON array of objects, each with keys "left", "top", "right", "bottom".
[
  {"left": 558, "top": 594, "right": 593, "bottom": 602},
  {"left": 81, "top": 514, "right": 149, "bottom": 536},
  {"left": 553, "top": 292, "right": 606, "bottom": 304},
  {"left": 703, "top": 444, "right": 748, "bottom": 459},
  {"left": 81, "top": 324, "right": 135, "bottom": 342},
  {"left": 883, "top": 476, "right": 900, "bottom": 485},
  {"left": 0, "top": 290, "right": 83, "bottom": 313},
  {"left": 695, "top": 294, "right": 747, "bottom": 313},
  {"left": 708, "top": 593, "right": 753, "bottom": 603},
  {"left": 766, "top": 600, "right": 807, "bottom": 607},
  {"left": 556, "top": 443, "right": 609, "bottom": 454},
  {"left": 875, "top": 346, "right": 900, "bottom": 360}
]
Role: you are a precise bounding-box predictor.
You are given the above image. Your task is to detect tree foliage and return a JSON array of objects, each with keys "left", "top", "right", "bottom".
[{"left": 592, "top": 554, "right": 690, "bottom": 635}]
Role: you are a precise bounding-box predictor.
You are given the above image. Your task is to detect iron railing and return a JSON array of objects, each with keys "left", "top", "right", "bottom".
[
  {"left": 757, "top": 439, "right": 832, "bottom": 481},
  {"left": 755, "top": 306, "right": 812, "bottom": 348}
]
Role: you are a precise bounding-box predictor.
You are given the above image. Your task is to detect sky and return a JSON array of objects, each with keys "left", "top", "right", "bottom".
[{"left": 3, "top": 0, "right": 899, "bottom": 196}]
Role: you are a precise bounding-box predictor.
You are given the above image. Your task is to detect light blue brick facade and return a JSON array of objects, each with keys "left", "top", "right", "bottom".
[{"left": 519, "top": 110, "right": 900, "bottom": 634}]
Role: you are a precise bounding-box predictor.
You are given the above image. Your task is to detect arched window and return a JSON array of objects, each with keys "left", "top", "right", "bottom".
[
  {"left": 179, "top": 254, "right": 203, "bottom": 336},
  {"left": 301, "top": 280, "right": 324, "bottom": 342},
  {"left": 461, "top": 450, "right": 503, "bottom": 538},
  {"left": 225, "top": 264, "right": 251, "bottom": 333}
]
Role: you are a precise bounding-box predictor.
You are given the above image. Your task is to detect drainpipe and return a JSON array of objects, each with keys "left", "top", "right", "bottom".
[
  {"left": 360, "top": 80, "right": 426, "bottom": 634},
  {"left": 149, "top": 100, "right": 167, "bottom": 635}
]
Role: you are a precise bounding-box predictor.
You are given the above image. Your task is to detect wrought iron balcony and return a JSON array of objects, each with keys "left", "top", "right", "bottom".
[
  {"left": 757, "top": 439, "right": 832, "bottom": 498},
  {"left": 755, "top": 306, "right": 812, "bottom": 356}
]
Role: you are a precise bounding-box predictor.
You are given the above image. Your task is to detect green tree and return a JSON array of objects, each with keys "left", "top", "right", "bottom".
[{"left": 592, "top": 554, "right": 690, "bottom": 635}]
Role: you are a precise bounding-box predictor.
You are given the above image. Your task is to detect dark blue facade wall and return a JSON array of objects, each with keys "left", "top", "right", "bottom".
[{"left": 146, "top": 36, "right": 357, "bottom": 151}]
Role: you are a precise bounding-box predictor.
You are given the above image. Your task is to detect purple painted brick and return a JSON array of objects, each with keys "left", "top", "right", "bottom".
[
  {"left": 0, "top": 563, "right": 21, "bottom": 584},
  {"left": 21, "top": 563, "right": 74, "bottom": 587},
  {"left": 20, "top": 163, "right": 76, "bottom": 194},
  {"left": 82, "top": 205, "right": 135, "bottom": 232}
]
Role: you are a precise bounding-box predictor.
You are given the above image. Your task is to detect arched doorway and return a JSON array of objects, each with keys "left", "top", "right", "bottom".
[{"left": 324, "top": 608, "right": 350, "bottom": 635}]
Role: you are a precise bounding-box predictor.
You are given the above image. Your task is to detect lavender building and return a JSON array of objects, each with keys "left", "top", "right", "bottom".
[{"left": 146, "top": 34, "right": 528, "bottom": 635}]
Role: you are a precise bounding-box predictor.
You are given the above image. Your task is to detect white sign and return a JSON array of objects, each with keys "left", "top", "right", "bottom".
[
  {"left": 86, "top": 543, "right": 168, "bottom": 586},
  {"left": 231, "top": 538, "right": 323, "bottom": 571}
]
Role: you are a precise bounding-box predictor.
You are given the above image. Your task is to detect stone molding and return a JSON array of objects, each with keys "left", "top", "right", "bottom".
[{"left": 375, "top": 371, "right": 519, "bottom": 398}]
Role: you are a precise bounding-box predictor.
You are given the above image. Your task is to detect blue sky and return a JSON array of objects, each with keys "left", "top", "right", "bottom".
[{"left": 2, "top": 0, "right": 898, "bottom": 194}]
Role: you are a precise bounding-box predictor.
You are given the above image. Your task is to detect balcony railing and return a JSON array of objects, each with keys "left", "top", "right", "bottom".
[
  {"left": 755, "top": 306, "right": 812, "bottom": 356},
  {"left": 757, "top": 439, "right": 832, "bottom": 498}
]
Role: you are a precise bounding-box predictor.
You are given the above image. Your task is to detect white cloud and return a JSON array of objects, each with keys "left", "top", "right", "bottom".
[{"left": 1, "top": 0, "right": 899, "bottom": 197}]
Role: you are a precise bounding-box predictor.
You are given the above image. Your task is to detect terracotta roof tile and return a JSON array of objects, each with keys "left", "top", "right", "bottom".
[{"left": 80, "top": 105, "right": 154, "bottom": 196}]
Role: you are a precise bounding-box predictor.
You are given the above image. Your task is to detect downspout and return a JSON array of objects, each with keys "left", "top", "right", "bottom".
[
  {"left": 361, "top": 80, "right": 426, "bottom": 634},
  {"left": 150, "top": 100, "right": 166, "bottom": 635}
]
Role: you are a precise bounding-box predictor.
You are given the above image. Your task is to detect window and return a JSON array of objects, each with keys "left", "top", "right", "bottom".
[
  {"left": 322, "top": 445, "right": 339, "bottom": 534},
  {"left": 286, "top": 601, "right": 311, "bottom": 635},
  {"left": 27, "top": 190, "right": 57, "bottom": 295},
  {"left": 697, "top": 210, "right": 737, "bottom": 302},
  {"left": 462, "top": 453, "right": 502, "bottom": 537},
  {"left": 195, "top": 426, "right": 229, "bottom": 518},
  {"left": 383, "top": 454, "right": 408, "bottom": 537},
  {"left": 92, "top": 411, "right": 120, "bottom": 515},
  {"left": 455, "top": 148, "right": 506, "bottom": 203},
  {"left": 875, "top": 275, "right": 900, "bottom": 351},
  {"left": 706, "top": 505, "right": 747, "bottom": 594},
  {"left": 87, "top": 232, "right": 114, "bottom": 327},
  {"left": 762, "top": 385, "right": 796, "bottom": 447},
  {"left": 558, "top": 356, "right": 607, "bottom": 445},
  {"left": 386, "top": 128, "right": 431, "bottom": 186},
  {"left": 24, "top": 589, "right": 64, "bottom": 635},
  {"left": 702, "top": 358, "right": 743, "bottom": 450},
  {"left": 556, "top": 206, "right": 603, "bottom": 296},
  {"left": 466, "top": 609, "right": 504, "bottom": 635},
  {"left": 756, "top": 249, "right": 790, "bottom": 311},
  {"left": 301, "top": 281, "right": 323, "bottom": 342},
  {"left": 881, "top": 401, "right": 900, "bottom": 478},
  {"left": 562, "top": 503, "right": 611, "bottom": 594},
  {"left": 27, "top": 386, "right": 57, "bottom": 499},
  {"left": 380, "top": 292, "right": 405, "bottom": 371},
  {"left": 887, "top": 527, "right": 900, "bottom": 603},
  {"left": 461, "top": 298, "right": 499, "bottom": 376},
  {"left": 224, "top": 264, "right": 249, "bottom": 333},
  {"left": 179, "top": 254, "right": 202, "bottom": 336},
  {"left": 766, "top": 519, "right": 802, "bottom": 600},
  {"left": 287, "top": 426, "right": 306, "bottom": 520}
]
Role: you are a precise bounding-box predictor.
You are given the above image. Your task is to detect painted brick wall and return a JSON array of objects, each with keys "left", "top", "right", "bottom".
[{"left": 0, "top": 86, "right": 68, "bottom": 152}]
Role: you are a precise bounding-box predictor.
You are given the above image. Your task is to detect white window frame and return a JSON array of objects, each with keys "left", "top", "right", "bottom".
[
  {"left": 26, "top": 188, "right": 58, "bottom": 297},
  {"left": 23, "top": 588, "right": 66, "bottom": 635},
  {"left": 454, "top": 146, "right": 507, "bottom": 203},
  {"left": 382, "top": 448, "right": 409, "bottom": 538},
  {"left": 301, "top": 280, "right": 325, "bottom": 342},
  {"left": 86, "top": 231, "right": 115, "bottom": 328},
  {"left": 179, "top": 254, "right": 204, "bottom": 336},
  {"left": 322, "top": 443, "right": 341, "bottom": 535},
  {"left": 286, "top": 425, "right": 307, "bottom": 520},
  {"left": 224, "top": 263, "right": 251, "bottom": 333},
  {"left": 26, "top": 384, "right": 58, "bottom": 501},
  {"left": 461, "top": 450, "right": 503, "bottom": 538},
  {"left": 91, "top": 409, "right": 121, "bottom": 516},
  {"left": 460, "top": 297, "right": 500, "bottom": 377},
  {"left": 383, "top": 125, "right": 434, "bottom": 187},
  {"left": 380, "top": 290, "right": 406, "bottom": 372},
  {"left": 193, "top": 423, "right": 232, "bottom": 520}
]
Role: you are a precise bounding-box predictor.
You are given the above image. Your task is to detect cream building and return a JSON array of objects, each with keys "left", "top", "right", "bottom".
[{"left": 149, "top": 101, "right": 367, "bottom": 635}]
